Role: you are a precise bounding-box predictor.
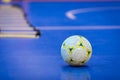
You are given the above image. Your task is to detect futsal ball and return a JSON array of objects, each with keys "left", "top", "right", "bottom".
[{"left": 61, "top": 35, "right": 92, "bottom": 66}]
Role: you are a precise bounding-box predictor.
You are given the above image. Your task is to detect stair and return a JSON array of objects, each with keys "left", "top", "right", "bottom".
[{"left": 0, "top": 5, "right": 40, "bottom": 38}]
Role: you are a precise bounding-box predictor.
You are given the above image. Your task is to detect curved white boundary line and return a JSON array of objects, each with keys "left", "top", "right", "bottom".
[
  {"left": 36, "top": 26, "right": 120, "bottom": 30},
  {"left": 37, "top": 7, "right": 120, "bottom": 30},
  {"left": 66, "top": 7, "right": 120, "bottom": 20}
]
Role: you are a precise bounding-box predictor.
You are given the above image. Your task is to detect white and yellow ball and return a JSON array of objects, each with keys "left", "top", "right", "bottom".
[{"left": 61, "top": 35, "right": 92, "bottom": 66}]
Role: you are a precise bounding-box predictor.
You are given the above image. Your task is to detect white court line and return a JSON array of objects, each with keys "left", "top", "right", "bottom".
[
  {"left": 36, "top": 26, "right": 120, "bottom": 30},
  {"left": 37, "top": 7, "right": 120, "bottom": 30},
  {"left": 66, "top": 6, "right": 120, "bottom": 20},
  {"left": 48, "top": 7, "right": 120, "bottom": 31}
]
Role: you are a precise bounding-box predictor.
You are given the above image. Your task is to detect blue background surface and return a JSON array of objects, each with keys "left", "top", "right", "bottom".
[
  {"left": 28, "top": 2, "right": 120, "bottom": 26},
  {"left": 0, "top": 1, "right": 120, "bottom": 80}
]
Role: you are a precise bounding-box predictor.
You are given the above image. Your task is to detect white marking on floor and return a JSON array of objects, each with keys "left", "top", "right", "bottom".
[
  {"left": 36, "top": 26, "right": 120, "bottom": 30},
  {"left": 66, "top": 7, "right": 120, "bottom": 20}
]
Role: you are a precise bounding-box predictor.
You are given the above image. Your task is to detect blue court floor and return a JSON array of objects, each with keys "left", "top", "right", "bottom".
[{"left": 0, "top": 2, "right": 120, "bottom": 80}]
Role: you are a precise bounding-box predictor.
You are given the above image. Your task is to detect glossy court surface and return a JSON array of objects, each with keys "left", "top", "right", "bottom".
[{"left": 0, "top": 1, "right": 120, "bottom": 80}]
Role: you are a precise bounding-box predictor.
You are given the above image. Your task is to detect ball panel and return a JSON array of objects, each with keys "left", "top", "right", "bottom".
[{"left": 61, "top": 48, "right": 70, "bottom": 62}]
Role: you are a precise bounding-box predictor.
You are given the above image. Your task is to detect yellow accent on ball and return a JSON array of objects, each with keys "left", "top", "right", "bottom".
[
  {"left": 2, "top": 0, "right": 12, "bottom": 3},
  {"left": 67, "top": 46, "right": 75, "bottom": 54}
]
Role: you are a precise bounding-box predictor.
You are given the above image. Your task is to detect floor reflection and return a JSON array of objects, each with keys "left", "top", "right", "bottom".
[{"left": 61, "top": 65, "right": 91, "bottom": 80}]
